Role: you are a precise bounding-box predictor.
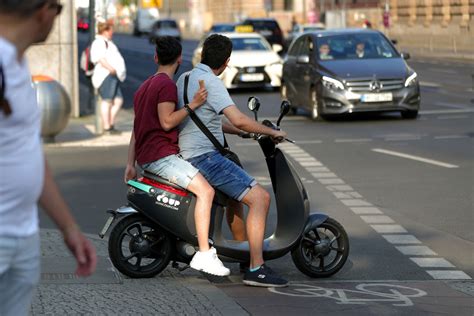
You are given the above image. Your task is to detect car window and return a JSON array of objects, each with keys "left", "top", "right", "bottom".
[
  {"left": 211, "top": 24, "right": 235, "bottom": 33},
  {"left": 316, "top": 33, "right": 399, "bottom": 60},
  {"left": 299, "top": 36, "right": 313, "bottom": 56},
  {"left": 245, "top": 20, "right": 280, "bottom": 32},
  {"left": 288, "top": 37, "right": 305, "bottom": 57},
  {"left": 231, "top": 37, "right": 271, "bottom": 51},
  {"left": 159, "top": 20, "right": 177, "bottom": 28}
]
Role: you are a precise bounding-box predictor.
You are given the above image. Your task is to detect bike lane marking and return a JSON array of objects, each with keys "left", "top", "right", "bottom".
[{"left": 278, "top": 142, "right": 472, "bottom": 280}]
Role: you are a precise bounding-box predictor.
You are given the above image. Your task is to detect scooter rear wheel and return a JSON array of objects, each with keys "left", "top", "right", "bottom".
[
  {"left": 291, "top": 217, "right": 349, "bottom": 278},
  {"left": 108, "top": 215, "right": 172, "bottom": 278}
]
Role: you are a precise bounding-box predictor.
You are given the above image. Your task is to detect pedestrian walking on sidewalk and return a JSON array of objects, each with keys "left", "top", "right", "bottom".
[
  {"left": 0, "top": 2, "right": 97, "bottom": 315},
  {"left": 91, "top": 20, "right": 126, "bottom": 134}
]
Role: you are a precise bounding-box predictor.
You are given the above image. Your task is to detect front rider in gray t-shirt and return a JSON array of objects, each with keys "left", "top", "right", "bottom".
[{"left": 176, "top": 34, "right": 289, "bottom": 288}]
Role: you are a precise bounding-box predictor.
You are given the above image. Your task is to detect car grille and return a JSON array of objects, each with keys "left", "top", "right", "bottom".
[{"left": 345, "top": 79, "right": 404, "bottom": 93}]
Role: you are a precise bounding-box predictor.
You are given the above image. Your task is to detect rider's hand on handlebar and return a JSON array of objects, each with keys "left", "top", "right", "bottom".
[
  {"left": 271, "top": 130, "right": 287, "bottom": 144},
  {"left": 124, "top": 164, "right": 137, "bottom": 183}
]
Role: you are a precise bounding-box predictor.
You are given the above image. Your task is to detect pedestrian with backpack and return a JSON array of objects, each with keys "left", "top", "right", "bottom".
[{"left": 90, "top": 21, "right": 126, "bottom": 134}]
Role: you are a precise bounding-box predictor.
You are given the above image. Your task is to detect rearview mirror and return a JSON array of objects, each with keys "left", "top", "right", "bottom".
[
  {"left": 277, "top": 100, "right": 291, "bottom": 126},
  {"left": 297, "top": 55, "right": 310, "bottom": 64},
  {"left": 247, "top": 96, "right": 260, "bottom": 112}
]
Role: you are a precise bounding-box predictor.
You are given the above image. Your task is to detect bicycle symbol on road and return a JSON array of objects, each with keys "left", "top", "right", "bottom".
[{"left": 269, "top": 283, "right": 427, "bottom": 307}]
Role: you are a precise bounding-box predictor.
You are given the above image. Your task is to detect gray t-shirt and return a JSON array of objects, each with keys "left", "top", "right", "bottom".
[{"left": 176, "top": 63, "right": 234, "bottom": 160}]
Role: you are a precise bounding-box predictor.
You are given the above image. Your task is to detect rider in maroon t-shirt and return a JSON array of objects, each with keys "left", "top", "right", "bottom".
[{"left": 124, "top": 36, "right": 230, "bottom": 276}]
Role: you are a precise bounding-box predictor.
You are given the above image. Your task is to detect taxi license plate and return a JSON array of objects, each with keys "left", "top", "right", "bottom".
[
  {"left": 361, "top": 93, "right": 393, "bottom": 102},
  {"left": 240, "top": 73, "right": 264, "bottom": 82}
]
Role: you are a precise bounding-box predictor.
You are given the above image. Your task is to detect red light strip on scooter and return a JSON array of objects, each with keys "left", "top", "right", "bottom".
[{"left": 140, "top": 177, "right": 188, "bottom": 197}]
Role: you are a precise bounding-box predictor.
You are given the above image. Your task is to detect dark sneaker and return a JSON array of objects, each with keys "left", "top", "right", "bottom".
[{"left": 243, "top": 264, "right": 288, "bottom": 287}]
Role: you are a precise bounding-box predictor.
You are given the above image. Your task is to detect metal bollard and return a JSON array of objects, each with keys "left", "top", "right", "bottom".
[{"left": 32, "top": 75, "right": 71, "bottom": 143}]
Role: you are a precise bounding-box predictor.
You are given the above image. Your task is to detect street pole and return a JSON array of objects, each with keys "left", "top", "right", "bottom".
[{"left": 89, "top": 0, "right": 102, "bottom": 134}]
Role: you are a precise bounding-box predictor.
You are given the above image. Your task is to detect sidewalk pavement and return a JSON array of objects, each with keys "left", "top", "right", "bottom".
[
  {"left": 39, "top": 112, "right": 248, "bottom": 315},
  {"left": 34, "top": 229, "right": 247, "bottom": 315}
]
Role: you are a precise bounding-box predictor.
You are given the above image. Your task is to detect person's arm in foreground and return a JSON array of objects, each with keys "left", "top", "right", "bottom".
[
  {"left": 158, "top": 86, "right": 207, "bottom": 131},
  {"left": 124, "top": 129, "right": 137, "bottom": 183},
  {"left": 39, "top": 160, "right": 97, "bottom": 277}
]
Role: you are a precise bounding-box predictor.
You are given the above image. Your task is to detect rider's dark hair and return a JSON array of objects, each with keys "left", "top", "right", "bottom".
[
  {"left": 0, "top": 0, "right": 48, "bottom": 16},
  {"left": 201, "top": 34, "right": 232, "bottom": 69},
  {"left": 154, "top": 36, "right": 182, "bottom": 66}
]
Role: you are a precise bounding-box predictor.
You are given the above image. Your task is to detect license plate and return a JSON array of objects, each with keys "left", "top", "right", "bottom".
[
  {"left": 240, "top": 73, "right": 264, "bottom": 82},
  {"left": 99, "top": 215, "right": 115, "bottom": 238},
  {"left": 361, "top": 93, "right": 393, "bottom": 102}
]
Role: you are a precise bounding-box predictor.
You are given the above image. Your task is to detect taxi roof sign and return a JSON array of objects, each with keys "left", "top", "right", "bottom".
[{"left": 235, "top": 25, "right": 253, "bottom": 33}]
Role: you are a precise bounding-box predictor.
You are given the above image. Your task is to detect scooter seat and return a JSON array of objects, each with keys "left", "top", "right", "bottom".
[{"left": 142, "top": 170, "right": 187, "bottom": 191}]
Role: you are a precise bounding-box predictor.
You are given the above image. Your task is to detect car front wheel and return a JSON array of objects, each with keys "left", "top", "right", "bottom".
[{"left": 401, "top": 110, "right": 418, "bottom": 119}]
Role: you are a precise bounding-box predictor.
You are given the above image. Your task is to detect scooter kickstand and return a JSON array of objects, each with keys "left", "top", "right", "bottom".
[{"left": 172, "top": 261, "right": 190, "bottom": 272}]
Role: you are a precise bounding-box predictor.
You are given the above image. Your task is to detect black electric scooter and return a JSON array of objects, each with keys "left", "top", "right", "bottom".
[{"left": 99, "top": 98, "right": 349, "bottom": 279}]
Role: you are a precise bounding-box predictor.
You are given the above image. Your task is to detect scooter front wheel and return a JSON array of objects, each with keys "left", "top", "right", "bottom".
[
  {"left": 291, "top": 217, "right": 349, "bottom": 278},
  {"left": 108, "top": 215, "right": 172, "bottom": 278}
]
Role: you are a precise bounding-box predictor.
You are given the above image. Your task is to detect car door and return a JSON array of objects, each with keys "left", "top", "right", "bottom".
[
  {"left": 283, "top": 37, "right": 304, "bottom": 105},
  {"left": 294, "top": 35, "right": 313, "bottom": 107}
]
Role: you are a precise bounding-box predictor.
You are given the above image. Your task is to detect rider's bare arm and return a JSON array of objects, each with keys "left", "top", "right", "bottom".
[
  {"left": 124, "top": 129, "right": 137, "bottom": 183},
  {"left": 222, "top": 105, "right": 287, "bottom": 139},
  {"left": 158, "top": 87, "right": 207, "bottom": 131},
  {"left": 222, "top": 120, "right": 242, "bottom": 135}
]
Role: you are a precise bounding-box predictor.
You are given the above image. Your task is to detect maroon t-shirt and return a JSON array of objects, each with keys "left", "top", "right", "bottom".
[{"left": 133, "top": 73, "right": 179, "bottom": 165}]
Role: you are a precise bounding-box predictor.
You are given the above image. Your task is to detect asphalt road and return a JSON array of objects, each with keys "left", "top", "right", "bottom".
[{"left": 41, "top": 32, "right": 473, "bottom": 314}]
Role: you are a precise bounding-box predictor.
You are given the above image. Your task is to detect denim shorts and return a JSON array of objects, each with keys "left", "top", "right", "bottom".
[
  {"left": 188, "top": 151, "right": 256, "bottom": 201},
  {"left": 142, "top": 154, "right": 199, "bottom": 189},
  {"left": 98, "top": 74, "right": 123, "bottom": 101}
]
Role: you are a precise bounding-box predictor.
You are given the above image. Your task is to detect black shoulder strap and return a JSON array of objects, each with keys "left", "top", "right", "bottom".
[
  {"left": 184, "top": 73, "right": 227, "bottom": 154},
  {"left": 0, "top": 64, "right": 12, "bottom": 117}
]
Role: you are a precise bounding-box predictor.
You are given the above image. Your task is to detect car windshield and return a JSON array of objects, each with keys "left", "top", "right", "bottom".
[
  {"left": 211, "top": 24, "right": 235, "bottom": 32},
  {"left": 159, "top": 20, "right": 177, "bottom": 28},
  {"left": 316, "top": 33, "right": 398, "bottom": 60},
  {"left": 302, "top": 26, "right": 323, "bottom": 32},
  {"left": 247, "top": 21, "right": 277, "bottom": 31},
  {"left": 231, "top": 37, "right": 271, "bottom": 51}
]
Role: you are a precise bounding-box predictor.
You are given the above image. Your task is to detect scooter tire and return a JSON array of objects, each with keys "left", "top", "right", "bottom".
[
  {"left": 108, "top": 215, "right": 172, "bottom": 278},
  {"left": 291, "top": 217, "right": 349, "bottom": 278}
]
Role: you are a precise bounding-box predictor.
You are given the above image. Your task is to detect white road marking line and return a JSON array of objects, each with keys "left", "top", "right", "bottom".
[
  {"left": 341, "top": 199, "right": 372, "bottom": 207},
  {"left": 372, "top": 148, "right": 459, "bottom": 168},
  {"left": 311, "top": 172, "right": 338, "bottom": 178},
  {"left": 287, "top": 152, "right": 313, "bottom": 157},
  {"left": 371, "top": 225, "right": 407, "bottom": 233},
  {"left": 426, "top": 270, "right": 472, "bottom": 280},
  {"left": 433, "top": 102, "right": 471, "bottom": 110},
  {"left": 327, "top": 185, "right": 354, "bottom": 192},
  {"left": 420, "top": 81, "right": 441, "bottom": 88},
  {"left": 361, "top": 215, "right": 395, "bottom": 224},
  {"left": 395, "top": 246, "right": 437, "bottom": 256},
  {"left": 420, "top": 109, "right": 474, "bottom": 114},
  {"left": 318, "top": 178, "right": 345, "bottom": 185},
  {"left": 434, "top": 135, "right": 469, "bottom": 139},
  {"left": 384, "top": 137, "right": 421, "bottom": 141},
  {"left": 335, "top": 138, "right": 372, "bottom": 143},
  {"left": 306, "top": 167, "right": 330, "bottom": 172},
  {"left": 350, "top": 207, "right": 383, "bottom": 214},
  {"left": 410, "top": 258, "right": 455, "bottom": 268},
  {"left": 333, "top": 191, "right": 363, "bottom": 199},
  {"left": 294, "top": 157, "right": 319, "bottom": 161},
  {"left": 300, "top": 161, "right": 323, "bottom": 167},
  {"left": 292, "top": 140, "right": 323, "bottom": 144},
  {"left": 437, "top": 115, "right": 469, "bottom": 120},
  {"left": 383, "top": 235, "right": 422, "bottom": 244}
]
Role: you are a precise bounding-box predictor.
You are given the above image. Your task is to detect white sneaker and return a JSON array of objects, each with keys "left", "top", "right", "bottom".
[{"left": 189, "top": 247, "right": 230, "bottom": 276}]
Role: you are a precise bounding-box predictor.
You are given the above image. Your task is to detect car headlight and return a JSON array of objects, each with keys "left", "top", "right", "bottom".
[
  {"left": 404, "top": 72, "right": 418, "bottom": 87},
  {"left": 322, "top": 76, "right": 344, "bottom": 91},
  {"left": 267, "top": 62, "right": 283, "bottom": 76}
]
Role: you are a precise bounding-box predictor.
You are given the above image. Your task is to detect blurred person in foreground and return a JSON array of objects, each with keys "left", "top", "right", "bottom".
[{"left": 0, "top": 1, "right": 97, "bottom": 315}]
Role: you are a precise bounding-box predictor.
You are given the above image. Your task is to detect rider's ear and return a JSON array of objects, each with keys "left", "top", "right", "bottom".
[
  {"left": 154, "top": 53, "right": 158, "bottom": 64},
  {"left": 177, "top": 55, "right": 183, "bottom": 64}
]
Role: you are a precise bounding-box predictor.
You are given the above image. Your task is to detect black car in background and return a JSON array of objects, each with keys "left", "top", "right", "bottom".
[
  {"left": 241, "top": 18, "right": 284, "bottom": 48},
  {"left": 281, "top": 29, "right": 420, "bottom": 120}
]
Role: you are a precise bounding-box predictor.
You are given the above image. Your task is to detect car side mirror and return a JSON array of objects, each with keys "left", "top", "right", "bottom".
[
  {"left": 272, "top": 44, "right": 283, "bottom": 53},
  {"left": 391, "top": 39, "right": 398, "bottom": 45},
  {"left": 297, "top": 55, "right": 310, "bottom": 64},
  {"left": 401, "top": 52, "right": 410, "bottom": 60}
]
